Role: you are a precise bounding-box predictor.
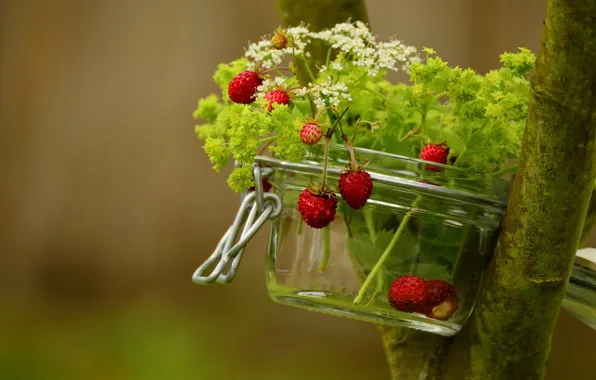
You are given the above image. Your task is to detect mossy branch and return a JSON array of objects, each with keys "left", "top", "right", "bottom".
[
  {"left": 377, "top": 0, "right": 596, "bottom": 378},
  {"left": 467, "top": 0, "right": 596, "bottom": 378}
]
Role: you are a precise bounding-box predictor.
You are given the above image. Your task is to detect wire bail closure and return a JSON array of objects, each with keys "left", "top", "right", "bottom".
[{"left": 192, "top": 162, "right": 282, "bottom": 285}]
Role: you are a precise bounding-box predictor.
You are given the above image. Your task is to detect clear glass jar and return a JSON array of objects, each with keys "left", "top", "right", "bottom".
[
  {"left": 563, "top": 256, "right": 596, "bottom": 330},
  {"left": 257, "top": 144, "right": 509, "bottom": 336}
]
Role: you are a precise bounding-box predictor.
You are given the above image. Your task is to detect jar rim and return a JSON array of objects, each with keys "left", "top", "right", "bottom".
[{"left": 255, "top": 143, "right": 511, "bottom": 211}]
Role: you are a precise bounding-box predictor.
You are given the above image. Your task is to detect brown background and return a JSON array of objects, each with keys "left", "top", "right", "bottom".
[{"left": 1, "top": 0, "right": 595, "bottom": 379}]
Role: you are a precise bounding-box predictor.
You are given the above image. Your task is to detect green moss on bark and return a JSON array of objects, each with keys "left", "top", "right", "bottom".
[
  {"left": 468, "top": 1, "right": 596, "bottom": 378},
  {"left": 378, "top": 326, "right": 450, "bottom": 380}
]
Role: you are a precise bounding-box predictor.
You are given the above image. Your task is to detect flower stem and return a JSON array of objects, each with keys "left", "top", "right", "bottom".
[
  {"left": 325, "top": 47, "right": 333, "bottom": 67},
  {"left": 320, "top": 226, "right": 331, "bottom": 272},
  {"left": 261, "top": 66, "right": 293, "bottom": 75},
  {"left": 354, "top": 196, "right": 421, "bottom": 305},
  {"left": 301, "top": 55, "right": 317, "bottom": 82},
  {"left": 364, "top": 207, "right": 377, "bottom": 243},
  {"left": 491, "top": 164, "right": 519, "bottom": 176},
  {"left": 349, "top": 72, "right": 369, "bottom": 87}
]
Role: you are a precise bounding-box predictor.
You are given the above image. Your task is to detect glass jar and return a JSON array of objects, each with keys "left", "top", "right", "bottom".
[
  {"left": 257, "top": 144, "right": 509, "bottom": 336},
  {"left": 563, "top": 253, "right": 596, "bottom": 330}
]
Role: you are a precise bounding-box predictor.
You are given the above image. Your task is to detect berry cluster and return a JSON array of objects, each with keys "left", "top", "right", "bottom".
[
  {"left": 388, "top": 275, "right": 459, "bottom": 320},
  {"left": 224, "top": 26, "right": 452, "bottom": 229}
]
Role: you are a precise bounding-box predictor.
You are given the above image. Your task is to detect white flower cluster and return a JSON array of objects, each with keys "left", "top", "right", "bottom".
[
  {"left": 310, "top": 22, "right": 419, "bottom": 76},
  {"left": 244, "top": 40, "right": 284, "bottom": 70},
  {"left": 243, "top": 22, "right": 421, "bottom": 108},
  {"left": 245, "top": 26, "right": 311, "bottom": 70},
  {"left": 310, "top": 21, "right": 375, "bottom": 56},
  {"left": 244, "top": 22, "right": 419, "bottom": 75},
  {"left": 296, "top": 79, "right": 352, "bottom": 108},
  {"left": 255, "top": 76, "right": 288, "bottom": 98},
  {"left": 374, "top": 40, "right": 421, "bottom": 75}
]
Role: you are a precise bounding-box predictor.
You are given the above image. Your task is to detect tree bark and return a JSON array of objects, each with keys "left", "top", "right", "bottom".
[{"left": 467, "top": 1, "right": 596, "bottom": 377}]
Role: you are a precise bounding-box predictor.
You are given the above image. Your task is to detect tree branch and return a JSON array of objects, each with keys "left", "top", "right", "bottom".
[{"left": 467, "top": 0, "right": 596, "bottom": 378}]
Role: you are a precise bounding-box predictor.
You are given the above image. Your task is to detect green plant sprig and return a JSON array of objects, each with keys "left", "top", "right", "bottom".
[{"left": 193, "top": 22, "right": 536, "bottom": 193}]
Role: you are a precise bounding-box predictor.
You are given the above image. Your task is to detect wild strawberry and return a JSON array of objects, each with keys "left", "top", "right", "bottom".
[
  {"left": 339, "top": 170, "right": 373, "bottom": 210},
  {"left": 264, "top": 89, "right": 290, "bottom": 112},
  {"left": 300, "top": 123, "right": 323, "bottom": 145},
  {"left": 420, "top": 144, "right": 450, "bottom": 172},
  {"left": 298, "top": 187, "right": 337, "bottom": 229},
  {"left": 424, "top": 280, "right": 459, "bottom": 320},
  {"left": 228, "top": 70, "right": 263, "bottom": 104},
  {"left": 271, "top": 32, "right": 288, "bottom": 50},
  {"left": 388, "top": 275, "right": 429, "bottom": 313}
]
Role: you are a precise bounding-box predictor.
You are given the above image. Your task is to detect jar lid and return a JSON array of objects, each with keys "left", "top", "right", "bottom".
[{"left": 576, "top": 248, "right": 596, "bottom": 272}]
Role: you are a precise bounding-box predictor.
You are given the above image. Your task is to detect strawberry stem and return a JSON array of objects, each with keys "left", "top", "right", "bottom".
[
  {"left": 314, "top": 106, "right": 339, "bottom": 123},
  {"left": 320, "top": 226, "right": 331, "bottom": 272},
  {"left": 366, "top": 266, "right": 385, "bottom": 307},
  {"left": 324, "top": 107, "right": 350, "bottom": 138},
  {"left": 321, "top": 135, "right": 331, "bottom": 187},
  {"left": 257, "top": 136, "right": 278, "bottom": 156},
  {"left": 346, "top": 140, "right": 359, "bottom": 172},
  {"left": 353, "top": 195, "right": 421, "bottom": 305}
]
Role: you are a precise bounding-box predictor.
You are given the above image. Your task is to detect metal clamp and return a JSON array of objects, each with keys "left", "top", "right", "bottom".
[{"left": 192, "top": 163, "right": 282, "bottom": 285}]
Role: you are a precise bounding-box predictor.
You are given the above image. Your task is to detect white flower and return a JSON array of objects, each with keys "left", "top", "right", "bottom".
[
  {"left": 245, "top": 40, "right": 284, "bottom": 69},
  {"left": 294, "top": 87, "right": 309, "bottom": 97},
  {"left": 331, "top": 62, "right": 344, "bottom": 71},
  {"left": 256, "top": 76, "right": 288, "bottom": 98},
  {"left": 309, "top": 22, "right": 421, "bottom": 76},
  {"left": 300, "top": 79, "right": 352, "bottom": 108}
]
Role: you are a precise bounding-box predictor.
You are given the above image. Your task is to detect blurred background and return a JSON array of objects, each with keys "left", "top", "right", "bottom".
[{"left": 1, "top": 0, "right": 595, "bottom": 379}]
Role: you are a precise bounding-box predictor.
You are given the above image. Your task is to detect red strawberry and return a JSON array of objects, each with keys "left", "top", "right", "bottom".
[
  {"left": 420, "top": 144, "right": 449, "bottom": 172},
  {"left": 271, "top": 32, "right": 288, "bottom": 50},
  {"left": 424, "top": 280, "right": 459, "bottom": 320},
  {"left": 425, "top": 280, "right": 457, "bottom": 307},
  {"left": 339, "top": 170, "right": 373, "bottom": 210},
  {"left": 388, "top": 275, "right": 429, "bottom": 313},
  {"left": 264, "top": 89, "right": 290, "bottom": 112},
  {"left": 300, "top": 123, "right": 323, "bottom": 145},
  {"left": 228, "top": 70, "right": 263, "bottom": 104},
  {"left": 298, "top": 187, "right": 337, "bottom": 229}
]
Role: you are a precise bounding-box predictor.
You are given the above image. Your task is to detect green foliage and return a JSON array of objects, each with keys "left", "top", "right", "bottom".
[
  {"left": 192, "top": 22, "right": 535, "bottom": 192},
  {"left": 227, "top": 165, "right": 254, "bottom": 193},
  {"left": 500, "top": 47, "right": 536, "bottom": 77}
]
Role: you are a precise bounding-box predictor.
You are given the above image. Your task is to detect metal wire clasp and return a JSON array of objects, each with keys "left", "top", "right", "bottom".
[{"left": 192, "top": 163, "right": 282, "bottom": 285}]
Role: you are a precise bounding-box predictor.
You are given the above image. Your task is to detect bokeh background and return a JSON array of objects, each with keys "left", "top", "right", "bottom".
[{"left": 1, "top": 0, "right": 595, "bottom": 379}]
